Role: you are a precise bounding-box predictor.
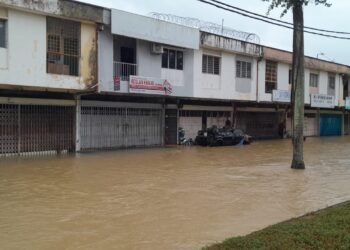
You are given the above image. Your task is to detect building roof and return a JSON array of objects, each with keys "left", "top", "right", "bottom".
[{"left": 0, "top": 0, "right": 110, "bottom": 24}]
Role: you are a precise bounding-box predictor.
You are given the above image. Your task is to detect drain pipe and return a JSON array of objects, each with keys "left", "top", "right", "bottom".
[
  {"left": 73, "top": 84, "right": 99, "bottom": 153},
  {"left": 256, "top": 54, "right": 264, "bottom": 103}
]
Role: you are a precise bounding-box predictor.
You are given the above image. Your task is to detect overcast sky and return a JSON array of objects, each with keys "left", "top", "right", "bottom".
[{"left": 79, "top": 0, "right": 350, "bottom": 65}]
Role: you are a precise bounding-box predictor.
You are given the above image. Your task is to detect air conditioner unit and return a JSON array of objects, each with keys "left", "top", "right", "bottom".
[{"left": 151, "top": 43, "right": 164, "bottom": 54}]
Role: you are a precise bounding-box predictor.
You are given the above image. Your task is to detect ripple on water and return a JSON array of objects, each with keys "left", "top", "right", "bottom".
[{"left": 1, "top": 137, "right": 350, "bottom": 250}]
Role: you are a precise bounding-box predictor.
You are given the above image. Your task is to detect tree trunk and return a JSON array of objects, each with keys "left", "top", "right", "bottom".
[{"left": 291, "top": 4, "right": 305, "bottom": 169}]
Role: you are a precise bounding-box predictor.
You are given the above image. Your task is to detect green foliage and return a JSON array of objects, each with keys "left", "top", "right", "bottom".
[
  {"left": 263, "top": 0, "right": 331, "bottom": 16},
  {"left": 203, "top": 201, "right": 350, "bottom": 250}
]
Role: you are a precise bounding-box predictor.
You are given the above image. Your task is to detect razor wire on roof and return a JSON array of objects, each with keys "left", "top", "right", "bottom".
[{"left": 150, "top": 12, "right": 260, "bottom": 44}]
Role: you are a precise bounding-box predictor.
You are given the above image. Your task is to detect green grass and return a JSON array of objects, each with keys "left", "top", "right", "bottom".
[{"left": 203, "top": 201, "right": 350, "bottom": 250}]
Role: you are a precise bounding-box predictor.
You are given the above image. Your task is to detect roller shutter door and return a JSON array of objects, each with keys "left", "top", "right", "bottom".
[
  {"left": 80, "top": 103, "right": 163, "bottom": 150},
  {"left": 237, "top": 112, "right": 279, "bottom": 139},
  {"left": 320, "top": 114, "right": 342, "bottom": 136}
]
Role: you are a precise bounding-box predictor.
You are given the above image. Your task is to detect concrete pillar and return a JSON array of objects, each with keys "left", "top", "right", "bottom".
[
  {"left": 342, "top": 112, "right": 345, "bottom": 136},
  {"left": 316, "top": 109, "right": 320, "bottom": 136},
  {"left": 177, "top": 108, "right": 179, "bottom": 145},
  {"left": 162, "top": 104, "right": 165, "bottom": 146},
  {"left": 231, "top": 102, "right": 236, "bottom": 129},
  {"left": 75, "top": 96, "right": 81, "bottom": 152}
]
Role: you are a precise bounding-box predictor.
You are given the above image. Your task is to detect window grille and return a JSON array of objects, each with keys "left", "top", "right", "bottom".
[
  {"left": 328, "top": 73, "right": 335, "bottom": 90},
  {"left": 47, "top": 17, "right": 80, "bottom": 76},
  {"left": 289, "top": 69, "right": 292, "bottom": 85},
  {"left": 310, "top": 73, "right": 319, "bottom": 88},
  {"left": 265, "top": 60, "right": 277, "bottom": 93},
  {"left": 162, "top": 48, "right": 183, "bottom": 70},
  {"left": 236, "top": 60, "right": 252, "bottom": 79},
  {"left": 0, "top": 19, "right": 6, "bottom": 48},
  {"left": 202, "top": 55, "right": 220, "bottom": 75}
]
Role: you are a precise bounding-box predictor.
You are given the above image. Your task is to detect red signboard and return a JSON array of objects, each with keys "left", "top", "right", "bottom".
[{"left": 129, "top": 76, "right": 173, "bottom": 95}]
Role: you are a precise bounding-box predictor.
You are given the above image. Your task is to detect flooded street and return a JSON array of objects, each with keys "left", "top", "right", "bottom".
[{"left": 1, "top": 137, "right": 350, "bottom": 250}]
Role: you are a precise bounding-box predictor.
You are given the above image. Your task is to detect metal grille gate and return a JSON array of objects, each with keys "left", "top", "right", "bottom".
[
  {"left": 80, "top": 106, "right": 163, "bottom": 151},
  {"left": 0, "top": 104, "right": 75, "bottom": 157}
]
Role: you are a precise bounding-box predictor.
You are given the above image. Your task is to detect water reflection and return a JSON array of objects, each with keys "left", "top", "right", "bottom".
[{"left": 1, "top": 137, "right": 350, "bottom": 250}]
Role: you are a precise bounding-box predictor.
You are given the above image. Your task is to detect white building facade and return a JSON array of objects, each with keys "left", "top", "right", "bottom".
[{"left": 0, "top": 0, "right": 108, "bottom": 156}]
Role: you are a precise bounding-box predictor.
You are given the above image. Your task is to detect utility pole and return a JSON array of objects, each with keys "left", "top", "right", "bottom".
[{"left": 291, "top": 3, "right": 305, "bottom": 169}]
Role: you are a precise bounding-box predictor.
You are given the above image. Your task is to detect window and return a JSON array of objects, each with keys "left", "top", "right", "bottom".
[
  {"left": 176, "top": 51, "right": 183, "bottom": 70},
  {"left": 120, "top": 47, "right": 135, "bottom": 64},
  {"left": 162, "top": 48, "right": 183, "bottom": 70},
  {"left": 309, "top": 73, "right": 319, "bottom": 88},
  {"left": 328, "top": 73, "right": 336, "bottom": 96},
  {"left": 169, "top": 50, "right": 175, "bottom": 69},
  {"left": 328, "top": 73, "right": 335, "bottom": 90},
  {"left": 236, "top": 60, "right": 251, "bottom": 79},
  {"left": 265, "top": 60, "right": 277, "bottom": 93},
  {"left": 0, "top": 19, "right": 6, "bottom": 48},
  {"left": 162, "top": 50, "right": 168, "bottom": 68},
  {"left": 289, "top": 69, "right": 292, "bottom": 85},
  {"left": 47, "top": 17, "right": 80, "bottom": 76},
  {"left": 202, "top": 55, "right": 220, "bottom": 75}
]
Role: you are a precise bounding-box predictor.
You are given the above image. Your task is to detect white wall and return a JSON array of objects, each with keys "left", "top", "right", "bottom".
[
  {"left": 98, "top": 28, "right": 114, "bottom": 92},
  {"left": 277, "top": 63, "right": 289, "bottom": 91},
  {"left": 318, "top": 71, "right": 327, "bottom": 95},
  {"left": 0, "top": 48, "right": 7, "bottom": 69},
  {"left": 193, "top": 48, "right": 258, "bottom": 101},
  {"left": 306, "top": 70, "right": 340, "bottom": 106},
  {"left": 161, "top": 69, "right": 184, "bottom": 86},
  {"left": 99, "top": 35, "right": 195, "bottom": 97},
  {"left": 99, "top": 18, "right": 345, "bottom": 106},
  {"left": 0, "top": 8, "right": 7, "bottom": 69},
  {"left": 136, "top": 40, "right": 195, "bottom": 97},
  {"left": 111, "top": 9, "right": 199, "bottom": 50},
  {"left": 258, "top": 60, "right": 343, "bottom": 106},
  {"left": 339, "top": 77, "right": 346, "bottom": 107},
  {"left": 305, "top": 69, "right": 311, "bottom": 105},
  {"left": 0, "top": 9, "right": 94, "bottom": 91},
  {"left": 136, "top": 40, "right": 162, "bottom": 78},
  {"left": 333, "top": 73, "right": 340, "bottom": 106}
]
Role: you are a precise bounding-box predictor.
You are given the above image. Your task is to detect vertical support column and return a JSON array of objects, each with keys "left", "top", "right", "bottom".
[
  {"left": 316, "top": 108, "right": 320, "bottom": 136},
  {"left": 348, "top": 112, "right": 350, "bottom": 136},
  {"left": 342, "top": 112, "right": 345, "bottom": 136},
  {"left": 75, "top": 96, "right": 81, "bottom": 152},
  {"left": 17, "top": 104, "right": 21, "bottom": 156},
  {"left": 231, "top": 102, "right": 236, "bottom": 129},
  {"left": 162, "top": 104, "right": 165, "bottom": 146},
  {"left": 176, "top": 108, "right": 179, "bottom": 145}
]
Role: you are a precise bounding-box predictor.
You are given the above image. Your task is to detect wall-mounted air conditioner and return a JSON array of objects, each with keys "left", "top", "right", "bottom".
[{"left": 151, "top": 43, "right": 164, "bottom": 54}]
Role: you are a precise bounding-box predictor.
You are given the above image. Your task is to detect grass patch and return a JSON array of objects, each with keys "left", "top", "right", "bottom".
[{"left": 203, "top": 201, "right": 350, "bottom": 250}]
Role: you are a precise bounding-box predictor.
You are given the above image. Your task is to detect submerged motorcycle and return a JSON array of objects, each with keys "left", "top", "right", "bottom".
[
  {"left": 195, "top": 126, "right": 253, "bottom": 147},
  {"left": 178, "top": 127, "right": 193, "bottom": 146}
]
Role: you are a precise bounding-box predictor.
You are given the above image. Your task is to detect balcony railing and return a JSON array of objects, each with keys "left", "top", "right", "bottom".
[{"left": 113, "top": 61, "right": 137, "bottom": 81}]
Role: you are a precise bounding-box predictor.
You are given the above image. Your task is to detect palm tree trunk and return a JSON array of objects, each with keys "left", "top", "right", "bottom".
[{"left": 291, "top": 4, "right": 305, "bottom": 169}]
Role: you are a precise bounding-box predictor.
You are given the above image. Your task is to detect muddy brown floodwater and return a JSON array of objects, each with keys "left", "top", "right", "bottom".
[{"left": 1, "top": 137, "right": 350, "bottom": 250}]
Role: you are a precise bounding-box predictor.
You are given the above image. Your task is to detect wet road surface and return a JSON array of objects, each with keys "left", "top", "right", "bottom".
[{"left": 1, "top": 137, "right": 350, "bottom": 250}]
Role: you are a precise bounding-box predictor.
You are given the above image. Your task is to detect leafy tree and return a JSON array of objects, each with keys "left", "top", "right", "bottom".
[{"left": 263, "top": 0, "right": 331, "bottom": 169}]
